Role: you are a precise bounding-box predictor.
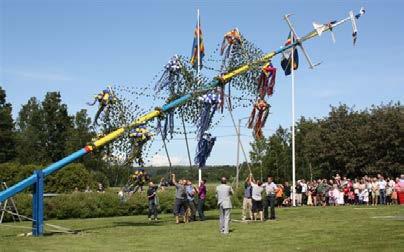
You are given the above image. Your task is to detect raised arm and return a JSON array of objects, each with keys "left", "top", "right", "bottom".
[{"left": 171, "top": 174, "right": 176, "bottom": 185}]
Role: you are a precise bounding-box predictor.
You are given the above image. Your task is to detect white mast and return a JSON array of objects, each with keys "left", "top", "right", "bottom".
[
  {"left": 197, "top": 9, "right": 202, "bottom": 185},
  {"left": 291, "top": 35, "right": 296, "bottom": 207}
]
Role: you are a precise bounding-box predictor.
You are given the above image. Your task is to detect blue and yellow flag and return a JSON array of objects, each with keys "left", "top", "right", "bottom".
[{"left": 190, "top": 19, "right": 205, "bottom": 70}]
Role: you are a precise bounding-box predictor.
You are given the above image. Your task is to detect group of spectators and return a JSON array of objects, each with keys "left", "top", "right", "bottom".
[{"left": 241, "top": 174, "right": 404, "bottom": 210}]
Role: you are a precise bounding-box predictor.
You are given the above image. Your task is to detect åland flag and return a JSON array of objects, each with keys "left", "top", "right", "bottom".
[
  {"left": 190, "top": 15, "right": 205, "bottom": 70},
  {"left": 281, "top": 32, "right": 299, "bottom": 76}
]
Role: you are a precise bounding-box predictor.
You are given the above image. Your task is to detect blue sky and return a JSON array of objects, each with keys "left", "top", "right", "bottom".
[{"left": 1, "top": 0, "right": 403, "bottom": 166}]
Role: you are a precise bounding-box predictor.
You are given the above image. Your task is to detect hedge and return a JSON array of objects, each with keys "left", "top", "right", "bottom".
[
  {"left": 0, "top": 162, "right": 98, "bottom": 193},
  {"left": 2, "top": 186, "right": 244, "bottom": 221}
]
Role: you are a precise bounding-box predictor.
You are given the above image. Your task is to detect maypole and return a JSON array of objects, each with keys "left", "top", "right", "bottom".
[{"left": 0, "top": 8, "right": 365, "bottom": 236}]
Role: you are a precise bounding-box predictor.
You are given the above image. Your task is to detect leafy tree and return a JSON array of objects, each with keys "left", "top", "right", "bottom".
[
  {"left": 0, "top": 86, "right": 16, "bottom": 163},
  {"left": 16, "top": 97, "right": 46, "bottom": 164},
  {"left": 41, "top": 92, "right": 73, "bottom": 162}
]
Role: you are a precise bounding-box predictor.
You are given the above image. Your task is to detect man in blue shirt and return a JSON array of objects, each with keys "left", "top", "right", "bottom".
[{"left": 185, "top": 180, "right": 197, "bottom": 222}]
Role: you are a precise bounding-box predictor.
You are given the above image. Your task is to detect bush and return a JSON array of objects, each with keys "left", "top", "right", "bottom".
[
  {"left": 1, "top": 186, "right": 243, "bottom": 221},
  {"left": 0, "top": 162, "right": 98, "bottom": 193}
]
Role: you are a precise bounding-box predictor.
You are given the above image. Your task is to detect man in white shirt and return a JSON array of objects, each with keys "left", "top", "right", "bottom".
[
  {"left": 378, "top": 176, "right": 387, "bottom": 205},
  {"left": 262, "top": 176, "right": 278, "bottom": 220}
]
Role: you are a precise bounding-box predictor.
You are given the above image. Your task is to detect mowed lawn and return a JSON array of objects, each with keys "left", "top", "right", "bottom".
[{"left": 0, "top": 206, "right": 403, "bottom": 252}]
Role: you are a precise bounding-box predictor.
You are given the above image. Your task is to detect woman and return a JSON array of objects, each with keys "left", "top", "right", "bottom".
[
  {"left": 371, "top": 178, "right": 379, "bottom": 206},
  {"left": 250, "top": 177, "right": 264, "bottom": 221}
]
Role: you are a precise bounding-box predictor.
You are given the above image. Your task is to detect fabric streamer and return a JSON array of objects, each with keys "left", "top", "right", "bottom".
[
  {"left": 196, "top": 92, "right": 221, "bottom": 140},
  {"left": 157, "top": 111, "right": 174, "bottom": 140},
  {"left": 155, "top": 55, "right": 182, "bottom": 94},
  {"left": 257, "top": 62, "right": 277, "bottom": 99},
  {"left": 221, "top": 28, "right": 242, "bottom": 61},
  {"left": 127, "top": 125, "right": 153, "bottom": 166},
  {"left": 194, "top": 133, "right": 216, "bottom": 168},
  {"left": 247, "top": 98, "right": 270, "bottom": 139},
  {"left": 87, "top": 88, "right": 116, "bottom": 125}
]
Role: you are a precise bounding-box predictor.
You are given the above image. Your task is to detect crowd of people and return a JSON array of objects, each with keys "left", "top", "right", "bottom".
[
  {"left": 143, "top": 173, "right": 404, "bottom": 235},
  {"left": 264, "top": 174, "right": 404, "bottom": 207}
]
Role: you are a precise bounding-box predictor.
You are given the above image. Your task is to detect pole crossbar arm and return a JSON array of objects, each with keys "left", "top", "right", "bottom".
[{"left": 0, "top": 8, "right": 365, "bottom": 203}]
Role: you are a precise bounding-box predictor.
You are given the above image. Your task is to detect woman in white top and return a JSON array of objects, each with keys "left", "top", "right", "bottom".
[{"left": 249, "top": 176, "right": 264, "bottom": 221}]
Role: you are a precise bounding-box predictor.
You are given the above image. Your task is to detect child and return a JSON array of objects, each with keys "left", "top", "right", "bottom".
[
  {"left": 391, "top": 188, "right": 398, "bottom": 205},
  {"left": 348, "top": 189, "right": 355, "bottom": 205},
  {"left": 337, "top": 189, "right": 345, "bottom": 206},
  {"left": 307, "top": 190, "right": 313, "bottom": 206},
  {"left": 363, "top": 188, "right": 369, "bottom": 206}
]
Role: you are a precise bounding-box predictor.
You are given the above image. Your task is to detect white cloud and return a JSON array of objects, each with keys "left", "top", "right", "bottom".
[{"left": 150, "top": 154, "right": 184, "bottom": 166}]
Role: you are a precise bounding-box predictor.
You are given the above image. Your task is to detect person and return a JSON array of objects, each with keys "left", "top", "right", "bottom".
[
  {"left": 84, "top": 185, "right": 92, "bottom": 193},
  {"left": 242, "top": 176, "right": 253, "bottom": 221},
  {"left": 295, "top": 181, "right": 302, "bottom": 206},
  {"left": 171, "top": 174, "right": 187, "bottom": 224},
  {"left": 391, "top": 188, "right": 398, "bottom": 205},
  {"left": 250, "top": 175, "right": 264, "bottom": 221},
  {"left": 378, "top": 176, "right": 387, "bottom": 205},
  {"left": 276, "top": 184, "right": 284, "bottom": 207},
  {"left": 283, "top": 181, "right": 291, "bottom": 207},
  {"left": 185, "top": 180, "right": 197, "bottom": 222},
  {"left": 262, "top": 176, "right": 277, "bottom": 220},
  {"left": 397, "top": 175, "right": 404, "bottom": 205},
  {"left": 371, "top": 178, "right": 379, "bottom": 206},
  {"left": 197, "top": 179, "right": 207, "bottom": 221},
  {"left": 301, "top": 180, "right": 308, "bottom": 205},
  {"left": 147, "top": 181, "right": 158, "bottom": 220},
  {"left": 97, "top": 183, "right": 105, "bottom": 193},
  {"left": 216, "top": 177, "right": 233, "bottom": 235}
]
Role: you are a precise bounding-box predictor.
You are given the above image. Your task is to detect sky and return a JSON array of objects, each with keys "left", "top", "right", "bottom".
[{"left": 1, "top": 0, "right": 403, "bottom": 167}]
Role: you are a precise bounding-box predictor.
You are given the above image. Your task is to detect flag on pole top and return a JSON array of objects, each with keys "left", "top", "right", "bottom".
[
  {"left": 190, "top": 16, "right": 205, "bottom": 70},
  {"left": 281, "top": 32, "right": 299, "bottom": 76}
]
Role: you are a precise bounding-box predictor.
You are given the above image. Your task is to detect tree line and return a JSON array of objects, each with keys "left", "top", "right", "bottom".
[
  {"left": 249, "top": 102, "right": 403, "bottom": 183},
  {"left": 0, "top": 86, "right": 403, "bottom": 190}
]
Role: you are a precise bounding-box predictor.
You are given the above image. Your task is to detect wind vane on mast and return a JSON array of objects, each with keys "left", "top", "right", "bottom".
[{"left": 283, "top": 7, "right": 366, "bottom": 70}]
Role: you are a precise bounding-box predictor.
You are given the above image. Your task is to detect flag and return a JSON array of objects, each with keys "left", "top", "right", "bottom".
[
  {"left": 190, "top": 18, "right": 205, "bottom": 70},
  {"left": 281, "top": 32, "right": 299, "bottom": 76}
]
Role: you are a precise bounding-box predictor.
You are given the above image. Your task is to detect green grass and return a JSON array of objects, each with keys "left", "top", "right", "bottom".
[{"left": 0, "top": 206, "right": 403, "bottom": 251}]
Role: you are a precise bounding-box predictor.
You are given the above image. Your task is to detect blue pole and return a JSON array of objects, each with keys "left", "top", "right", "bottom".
[
  {"left": 32, "top": 170, "right": 44, "bottom": 236},
  {"left": 0, "top": 148, "right": 87, "bottom": 202}
]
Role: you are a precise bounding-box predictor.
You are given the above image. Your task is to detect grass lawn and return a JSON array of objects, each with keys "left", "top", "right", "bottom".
[{"left": 0, "top": 205, "right": 403, "bottom": 251}]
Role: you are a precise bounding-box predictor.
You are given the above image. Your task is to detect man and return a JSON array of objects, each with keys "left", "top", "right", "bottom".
[
  {"left": 197, "top": 179, "right": 207, "bottom": 221},
  {"left": 185, "top": 180, "right": 197, "bottom": 222},
  {"left": 283, "top": 181, "right": 291, "bottom": 207},
  {"left": 242, "top": 176, "right": 253, "bottom": 221},
  {"left": 378, "top": 176, "right": 387, "bottom": 205},
  {"left": 295, "top": 180, "right": 302, "bottom": 206},
  {"left": 262, "top": 176, "right": 278, "bottom": 220},
  {"left": 172, "top": 174, "right": 187, "bottom": 224},
  {"left": 216, "top": 177, "right": 233, "bottom": 235},
  {"left": 147, "top": 181, "right": 158, "bottom": 221}
]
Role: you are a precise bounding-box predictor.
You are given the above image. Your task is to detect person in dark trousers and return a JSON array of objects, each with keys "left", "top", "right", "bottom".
[
  {"left": 147, "top": 181, "right": 158, "bottom": 220},
  {"left": 197, "top": 179, "right": 207, "bottom": 221},
  {"left": 262, "top": 176, "right": 278, "bottom": 220}
]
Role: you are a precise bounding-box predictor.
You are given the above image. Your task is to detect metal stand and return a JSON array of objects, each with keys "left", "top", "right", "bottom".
[
  {"left": 0, "top": 181, "right": 22, "bottom": 223},
  {"left": 32, "top": 170, "right": 44, "bottom": 236}
]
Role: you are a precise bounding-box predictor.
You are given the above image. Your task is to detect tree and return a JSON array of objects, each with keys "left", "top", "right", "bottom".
[
  {"left": 16, "top": 97, "right": 46, "bottom": 164},
  {"left": 41, "top": 92, "right": 73, "bottom": 162},
  {"left": 0, "top": 86, "right": 16, "bottom": 163}
]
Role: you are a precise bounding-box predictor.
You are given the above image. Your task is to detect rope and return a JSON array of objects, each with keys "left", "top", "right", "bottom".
[
  {"left": 0, "top": 209, "right": 75, "bottom": 234},
  {"left": 225, "top": 96, "right": 253, "bottom": 177},
  {"left": 181, "top": 114, "right": 193, "bottom": 170}
]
